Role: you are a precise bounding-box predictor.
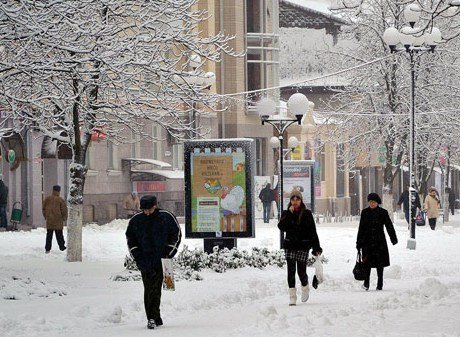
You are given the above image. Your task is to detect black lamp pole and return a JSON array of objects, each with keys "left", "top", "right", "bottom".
[{"left": 262, "top": 115, "right": 302, "bottom": 248}]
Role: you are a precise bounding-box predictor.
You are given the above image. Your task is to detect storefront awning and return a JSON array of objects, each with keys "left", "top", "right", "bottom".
[
  {"left": 131, "top": 169, "right": 184, "bottom": 180},
  {"left": 123, "top": 158, "right": 172, "bottom": 168}
]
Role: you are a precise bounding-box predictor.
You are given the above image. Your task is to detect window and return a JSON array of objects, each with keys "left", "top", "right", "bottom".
[
  {"left": 131, "top": 131, "right": 141, "bottom": 158},
  {"left": 246, "top": 0, "right": 280, "bottom": 112},
  {"left": 85, "top": 143, "right": 92, "bottom": 169},
  {"left": 173, "top": 143, "right": 184, "bottom": 170},
  {"left": 107, "top": 141, "right": 119, "bottom": 170},
  {"left": 151, "top": 125, "right": 161, "bottom": 160},
  {"left": 336, "top": 144, "right": 345, "bottom": 198},
  {"left": 247, "top": 0, "right": 262, "bottom": 33}
]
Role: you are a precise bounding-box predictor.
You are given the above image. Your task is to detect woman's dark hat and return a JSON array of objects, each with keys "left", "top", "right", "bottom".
[{"left": 367, "top": 193, "right": 381, "bottom": 204}]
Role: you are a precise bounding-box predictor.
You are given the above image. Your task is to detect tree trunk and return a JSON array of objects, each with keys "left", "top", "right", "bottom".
[
  {"left": 66, "top": 162, "right": 87, "bottom": 262},
  {"left": 382, "top": 166, "right": 395, "bottom": 222},
  {"left": 382, "top": 191, "right": 394, "bottom": 222},
  {"left": 67, "top": 204, "right": 83, "bottom": 262},
  {"left": 443, "top": 193, "right": 449, "bottom": 223}
]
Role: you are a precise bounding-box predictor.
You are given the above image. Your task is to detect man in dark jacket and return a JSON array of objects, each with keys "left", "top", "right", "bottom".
[
  {"left": 259, "top": 183, "right": 275, "bottom": 223},
  {"left": 397, "top": 185, "right": 421, "bottom": 225},
  {"left": 0, "top": 178, "right": 8, "bottom": 228},
  {"left": 125, "top": 195, "right": 181, "bottom": 330}
]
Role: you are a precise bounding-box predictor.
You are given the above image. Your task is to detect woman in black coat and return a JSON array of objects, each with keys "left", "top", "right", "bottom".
[
  {"left": 278, "top": 189, "right": 322, "bottom": 305},
  {"left": 356, "top": 193, "right": 398, "bottom": 291}
]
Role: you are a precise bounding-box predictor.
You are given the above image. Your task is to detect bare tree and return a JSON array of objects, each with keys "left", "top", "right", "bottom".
[
  {"left": 314, "top": 0, "right": 460, "bottom": 211},
  {"left": 0, "top": 0, "right": 239, "bottom": 261}
]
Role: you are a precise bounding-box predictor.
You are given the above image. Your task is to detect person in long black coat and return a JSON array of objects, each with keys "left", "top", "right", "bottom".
[{"left": 356, "top": 193, "right": 398, "bottom": 291}]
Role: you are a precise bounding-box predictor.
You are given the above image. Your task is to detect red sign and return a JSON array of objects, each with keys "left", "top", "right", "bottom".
[{"left": 136, "top": 181, "right": 166, "bottom": 192}]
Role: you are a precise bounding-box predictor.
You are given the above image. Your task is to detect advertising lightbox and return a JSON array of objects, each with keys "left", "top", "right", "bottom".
[{"left": 184, "top": 139, "right": 255, "bottom": 238}]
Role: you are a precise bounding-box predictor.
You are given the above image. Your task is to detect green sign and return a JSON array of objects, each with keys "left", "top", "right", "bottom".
[{"left": 8, "top": 149, "right": 15, "bottom": 164}]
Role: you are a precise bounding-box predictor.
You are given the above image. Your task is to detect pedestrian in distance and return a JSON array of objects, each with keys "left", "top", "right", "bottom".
[
  {"left": 278, "top": 189, "right": 322, "bottom": 306},
  {"left": 259, "top": 183, "right": 275, "bottom": 223},
  {"left": 447, "top": 187, "right": 456, "bottom": 216},
  {"left": 397, "top": 185, "right": 421, "bottom": 226},
  {"left": 42, "top": 185, "right": 68, "bottom": 253},
  {"left": 0, "top": 178, "right": 8, "bottom": 229},
  {"left": 125, "top": 195, "right": 182, "bottom": 330},
  {"left": 123, "top": 191, "right": 140, "bottom": 219},
  {"left": 356, "top": 193, "right": 398, "bottom": 291},
  {"left": 424, "top": 187, "right": 441, "bottom": 230}
]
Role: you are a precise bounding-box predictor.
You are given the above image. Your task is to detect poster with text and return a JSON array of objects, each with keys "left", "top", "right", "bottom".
[
  {"left": 184, "top": 139, "right": 255, "bottom": 238},
  {"left": 283, "top": 160, "right": 315, "bottom": 211}
]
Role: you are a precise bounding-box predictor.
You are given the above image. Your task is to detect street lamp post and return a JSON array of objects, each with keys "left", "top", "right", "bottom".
[
  {"left": 383, "top": 4, "right": 442, "bottom": 250},
  {"left": 185, "top": 55, "right": 216, "bottom": 139},
  {"left": 257, "top": 93, "right": 313, "bottom": 248}
]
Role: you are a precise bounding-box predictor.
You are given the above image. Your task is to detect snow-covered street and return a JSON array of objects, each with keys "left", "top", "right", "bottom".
[{"left": 1, "top": 215, "right": 459, "bottom": 337}]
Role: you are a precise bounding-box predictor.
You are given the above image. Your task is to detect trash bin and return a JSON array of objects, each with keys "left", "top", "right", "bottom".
[{"left": 10, "top": 201, "right": 23, "bottom": 231}]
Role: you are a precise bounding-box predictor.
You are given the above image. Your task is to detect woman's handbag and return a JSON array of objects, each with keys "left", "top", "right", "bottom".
[
  {"left": 353, "top": 251, "right": 367, "bottom": 281},
  {"left": 415, "top": 210, "right": 426, "bottom": 226}
]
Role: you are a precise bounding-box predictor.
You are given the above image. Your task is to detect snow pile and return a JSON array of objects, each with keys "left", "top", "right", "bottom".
[
  {"left": 0, "top": 217, "right": 459, "bottom": 337},
  {"left": 83, "top": 219, "right": 128, "bottom": 232},
  {"left": 0, "top": 275, "right": 67, "bottom": 300},
  {"left": 385, "top": 264, "right": 402, "bottom": 279},
  {"left": 418, "top": 277, "right": 450, "bottom": 300}
]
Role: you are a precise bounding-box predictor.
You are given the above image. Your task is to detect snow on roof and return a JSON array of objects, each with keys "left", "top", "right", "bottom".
[
  {"left": 123, "top": 158, "right": 172, "bottom": 168},
  {"left": 130, "top": 169, "right": 184, "bottom": 179},
  {"left": 284, "top": 0, "right": 332, "bottom": 15},
  {"left": 282, "top": 0, "right": 346, "bottom": 23}
]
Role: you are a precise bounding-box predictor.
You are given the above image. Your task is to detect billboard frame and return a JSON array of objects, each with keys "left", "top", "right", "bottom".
[{"left": 184, "top": 139, "right": 255, "bottom": 239}]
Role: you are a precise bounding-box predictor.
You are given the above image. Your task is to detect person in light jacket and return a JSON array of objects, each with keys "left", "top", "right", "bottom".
[
  {"left": 356, "top": 193, "right": 398, "bottom": 291},
  {"left": 124, "top": 191, "right": 140, "bottom": 219},
  {"left": 424, "top": 187, "right": 441, "bottom": 230}
]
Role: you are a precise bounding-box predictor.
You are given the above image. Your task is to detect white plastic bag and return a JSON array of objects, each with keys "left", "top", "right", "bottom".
[
  {"left": 161, "top": 258, "right": 175, "bottom": 291},
  {"left": 312, "top": 254, "right": 324, "bottom": 284}
]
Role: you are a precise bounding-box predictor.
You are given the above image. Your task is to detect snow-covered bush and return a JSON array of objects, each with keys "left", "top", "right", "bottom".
[{"left": 119, "top": 245, "right": 327, "bottom": 281}]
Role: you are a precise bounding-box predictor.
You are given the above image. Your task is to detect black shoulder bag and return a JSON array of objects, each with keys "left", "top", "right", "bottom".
[{"left": 353, "top": 250, "right": 367, "bottom": 281}]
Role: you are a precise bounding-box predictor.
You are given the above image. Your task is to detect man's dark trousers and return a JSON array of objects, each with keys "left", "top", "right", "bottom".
[
  {"left": 0, "top": 204, "right": 7, "bottom": 228},
  {"left": 262, "top": 202, "right": 271, "bottom": 223},
  {"left": 141, "top": 269, "right": 163, "bottom": 321},
  {"left": 45, "top": 229, "right": 66, "bottom": 251}
]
